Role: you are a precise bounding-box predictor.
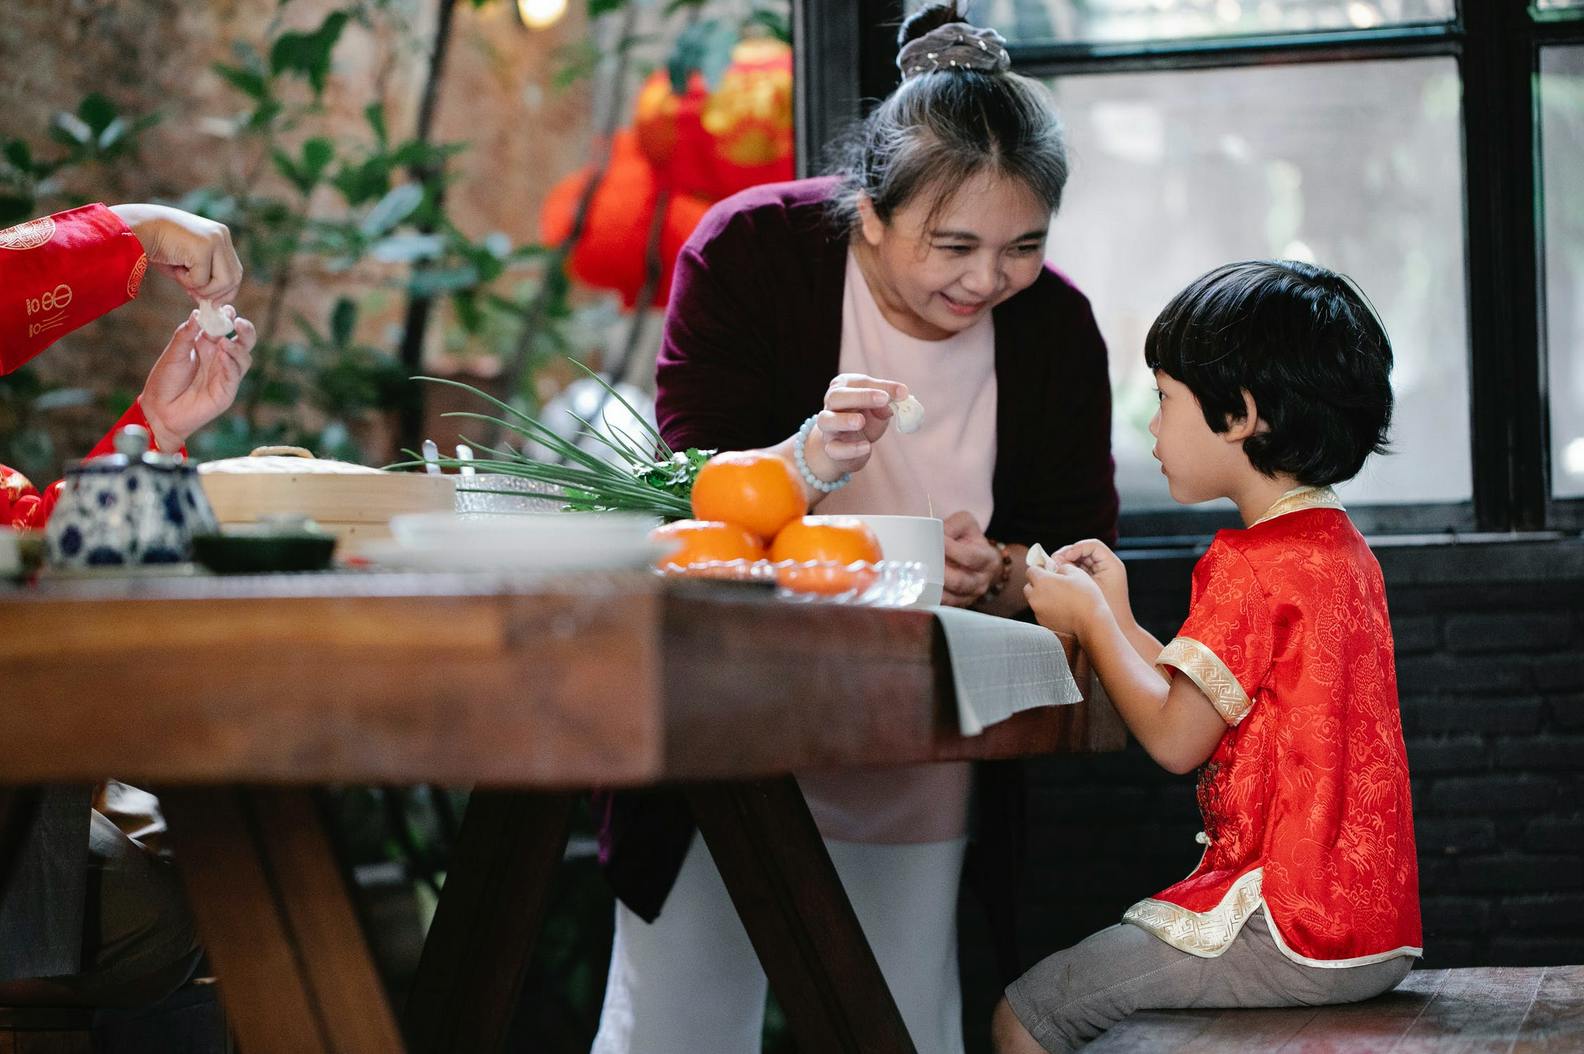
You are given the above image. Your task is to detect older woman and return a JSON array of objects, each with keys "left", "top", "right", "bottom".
[{"left": 593, "top": 5, "right": 1118, "bottom": 1051}]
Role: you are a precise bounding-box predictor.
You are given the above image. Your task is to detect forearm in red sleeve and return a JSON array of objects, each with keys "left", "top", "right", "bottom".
[
  {"left": 81, "top": 398, "right": 184, "bottom": 459},
  {"left": 0, "top": 204, "right": 148, "bottom": 375}
]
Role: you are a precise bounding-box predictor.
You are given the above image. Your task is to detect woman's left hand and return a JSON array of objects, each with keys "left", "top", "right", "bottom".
[
  {"left": 942, "top": 510, "right": 1001, "bottom": 607},
  {"left": 140, "top": 306, "right": 255, "bottom": 452}
]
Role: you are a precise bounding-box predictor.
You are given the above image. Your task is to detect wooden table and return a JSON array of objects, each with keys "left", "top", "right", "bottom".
[{"left": 0, "top": 571, "right": 1125, "bottom": 1053}]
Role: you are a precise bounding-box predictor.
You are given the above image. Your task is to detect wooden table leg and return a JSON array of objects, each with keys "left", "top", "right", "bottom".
[
  {"left": 159, "top": 787, "right": 404, "bottom": 1054},
  {"left": 687, "top": 777, "right": 918, "bottom": 1054},
  {"left": 404, "top": 790, "right": 576, "bottom": 1054}
]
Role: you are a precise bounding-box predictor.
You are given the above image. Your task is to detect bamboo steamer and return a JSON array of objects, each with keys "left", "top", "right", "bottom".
[{"left": 198, "top": 447, "right": 455, "bottom": 555}]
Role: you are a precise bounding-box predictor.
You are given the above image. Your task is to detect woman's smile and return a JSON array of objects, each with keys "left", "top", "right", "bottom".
[{"left": 940, "top": 291, "right": 989, "bottom": 316}]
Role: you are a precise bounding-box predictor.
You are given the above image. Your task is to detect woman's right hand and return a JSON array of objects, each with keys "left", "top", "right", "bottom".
[{"left": 802, "top": 373, "right": 909, "bottom": 482}]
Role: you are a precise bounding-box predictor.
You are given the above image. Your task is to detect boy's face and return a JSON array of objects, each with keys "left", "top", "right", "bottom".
[{"left": 1148, "top": 370, "right": 1249, "bottom": 505}]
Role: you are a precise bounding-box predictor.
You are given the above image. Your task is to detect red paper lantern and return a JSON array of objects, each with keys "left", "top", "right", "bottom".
[
  {"left": 702, "top": 38, "right": 794, "bottom": 198},
  {"left": 634, "top": 69, "right": 718, "bottom": 201},
  {"left": 539, "top": 131, "right": 712, "bottom": 309}
]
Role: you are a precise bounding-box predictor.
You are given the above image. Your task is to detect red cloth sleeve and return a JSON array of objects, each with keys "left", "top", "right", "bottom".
[
  {"left": 1159, "top": 538, "right": 1275, "bottom": 726},
  {"left": 0, "top": 204, "right": 148, "bottom": 375}
]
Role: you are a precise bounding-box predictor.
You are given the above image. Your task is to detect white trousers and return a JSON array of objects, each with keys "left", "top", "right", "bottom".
[{"left": 592, "top": 832, "right": 969, "bottom": 1054}]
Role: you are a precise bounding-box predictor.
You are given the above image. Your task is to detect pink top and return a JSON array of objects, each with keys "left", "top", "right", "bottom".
[{"left": 799, "top": 251, "right": 998, "bottom": 843}]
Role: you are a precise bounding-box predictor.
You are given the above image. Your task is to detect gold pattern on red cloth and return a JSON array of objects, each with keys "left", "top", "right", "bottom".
[
  {"left": 1141, "top": 497, "right": 1423, "bottom": 966},
  {"left": 1124, "top": 868, "right": 1264, "bottom": 957},
  {"left": 127, "top": 252, "right": 148, "bottom": 298},
  {"left": 0, "top": 216, "right": 56, "bottom": 251},
  {"left": 1158, "top": 637, "right": 1251, "bottom": 725}
]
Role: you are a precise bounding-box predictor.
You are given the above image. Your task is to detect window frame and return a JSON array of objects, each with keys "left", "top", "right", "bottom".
[{"left": 795, "top": 1, "right": 1584, "bottom": 543}]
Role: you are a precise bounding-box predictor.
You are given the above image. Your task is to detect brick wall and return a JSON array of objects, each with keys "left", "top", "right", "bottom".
[{"left": 1003, "top": 536, "right": 1584, "bottom": 976}]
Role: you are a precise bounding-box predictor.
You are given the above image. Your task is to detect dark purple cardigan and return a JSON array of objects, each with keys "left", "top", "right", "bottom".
[{"left": 600, "top": 177, "right": 1118, "bottom": 979}]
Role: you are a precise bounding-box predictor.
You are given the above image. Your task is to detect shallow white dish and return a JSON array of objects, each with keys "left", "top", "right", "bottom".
[{"left": 372, "top": 510, "right": 663, "bottom": 572}]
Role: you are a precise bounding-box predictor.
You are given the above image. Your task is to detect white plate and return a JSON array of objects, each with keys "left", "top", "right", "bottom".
[
  {"left": 390, "top": 510, "right": 660, "bottom": 548},
  {"left": 371, "top": 510, "right": 664, "bottom": 572},
  {"left": 361, "top": 535, "right": 664, "bottom": 573}
]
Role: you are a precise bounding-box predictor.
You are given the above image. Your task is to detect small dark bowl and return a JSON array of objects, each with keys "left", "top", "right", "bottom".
[{"left": 191, "top": 532, "right": 336, "bottom": 574}]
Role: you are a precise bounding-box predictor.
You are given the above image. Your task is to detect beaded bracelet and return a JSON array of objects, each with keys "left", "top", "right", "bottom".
[
  {"left": 981, "top": 540, "right": 1013, "bottom": 602},
  {"left": 794, "top": 413, "right": 852, "bottom": 494}
]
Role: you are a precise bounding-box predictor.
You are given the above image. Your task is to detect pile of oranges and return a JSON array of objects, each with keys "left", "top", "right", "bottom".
[{"left": 651, "top": 451, "right": 883, "bottom": 595}]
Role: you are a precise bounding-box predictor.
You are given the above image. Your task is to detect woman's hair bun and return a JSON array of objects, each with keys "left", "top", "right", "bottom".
[{"left": 898, "top": 2, "right": 968, "bottom": 50}]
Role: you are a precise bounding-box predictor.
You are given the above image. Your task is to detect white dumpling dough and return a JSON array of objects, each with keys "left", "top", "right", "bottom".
[
  {"left": 890, "top": 394, "right": 925, "bottom": 434},
  {"left": 1026, "top": 542, "right": 1054, "bottom": 570},
  {"left": 197, "top": 299, "right": 232, "bottom": 339}
]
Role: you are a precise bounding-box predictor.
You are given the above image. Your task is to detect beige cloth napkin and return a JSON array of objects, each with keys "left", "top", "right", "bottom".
[{"left": 932, "top": 606, "right": 1082, "bottom": 735}]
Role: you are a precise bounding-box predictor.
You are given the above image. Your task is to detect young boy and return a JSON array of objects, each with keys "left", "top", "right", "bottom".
[{"left": 994, "top": 260, "right": 1421, "bottom": 1053}]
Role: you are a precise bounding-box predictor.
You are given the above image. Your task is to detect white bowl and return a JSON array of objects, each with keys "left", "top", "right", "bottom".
[{"left": 844, "top": 514, "right": 944, "bottom": 608}]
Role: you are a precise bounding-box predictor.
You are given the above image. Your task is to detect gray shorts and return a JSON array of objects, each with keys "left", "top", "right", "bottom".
[{"left": 1005, "top": 911, "right": 1414, "bottom": 1052}]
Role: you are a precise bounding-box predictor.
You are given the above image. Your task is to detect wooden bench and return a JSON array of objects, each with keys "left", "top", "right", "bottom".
[
  {"left": 1088, "top": 966, "right": 1584, "bottom": 1051},
  {"left": 0, "top": 1007, "right": 93, "bottom": 1054}
]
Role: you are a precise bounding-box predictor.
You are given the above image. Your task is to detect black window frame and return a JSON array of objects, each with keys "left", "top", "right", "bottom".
[{"left": 795, "top": 0, "right": 1584, "bottom": 544}]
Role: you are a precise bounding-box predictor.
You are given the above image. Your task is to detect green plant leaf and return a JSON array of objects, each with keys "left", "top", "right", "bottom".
[
  {"left": 360, "top": 182, "right": 423, "bottom": 236},
  {"left": 748, "top": 7, "right": 792, "bottom": 43},
  {"left": 77, "top": 93, "right": 118, "bottom": 135},
  {"left": 270, "top": 11, "right": 350, "bottom": 96},
  {"left": 3, "top": 140, "right": 33, "bottom": 174},
  {"left": 408, "top": 264, "right": 480, "bottom": 297},
  {"left": 370, "top": 231, "right": 446, "bottom": 263},
  {"left": 96, "top": 116, "right": 129, "bottom": 153},
  {"left": 302, "top": 137, "right": 335, "bottom": 181},
  {"left": 49, "top": 111, "right": 93, "bottom": 149},
  {"left": 332, "top": 157, "right": 392, "bottom": 205},
  {"left": 669, "top": 19, "right": 736, "bottom": 90},
  {"left": 214, "top": 62, "right": 271, "bottom": 101},
  {"left": 330, "top": 297, "right": 358, "bottom": 347},
  {"left": 365, "top": 101, "right": 388, "bottom": 147},
  {"left": 0, "top": 195, "right": 34, "bottom": 227}
]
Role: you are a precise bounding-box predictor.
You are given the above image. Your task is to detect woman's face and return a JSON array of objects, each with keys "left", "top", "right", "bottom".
[{"left": 857, "top": 171, "right": 1051, "bottom": 341}]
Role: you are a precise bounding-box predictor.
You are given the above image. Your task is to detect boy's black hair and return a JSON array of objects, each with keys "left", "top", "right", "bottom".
[{"left": 1144, "top": 260, "right": 1394, "bottom": 486}]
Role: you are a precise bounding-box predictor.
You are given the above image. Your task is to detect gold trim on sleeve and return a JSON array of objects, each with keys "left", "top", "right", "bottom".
[
  {"left": 0, "top": 216, "right": 55, "bottom": 251},
  {"left": 126, "top": 253, "right": 148, "bottom": 299},
  {"left": 1122, "top": 868, "right": 1264, "bottom": 958},
  {"left": 1157, "top": 636, "right": 1253, "bottom": 726}
]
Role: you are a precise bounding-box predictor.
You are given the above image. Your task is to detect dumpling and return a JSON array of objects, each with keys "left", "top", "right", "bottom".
[
  {"left": 197, "top": 299, "right": 232, "bottom": 339},
  {"left": 890, "top": 394, "right": 925, "bottom": 434}
]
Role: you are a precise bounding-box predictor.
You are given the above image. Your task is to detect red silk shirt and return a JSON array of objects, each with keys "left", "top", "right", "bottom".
[
  {"left": 1, "top": 205, "right": 161, "bottom": 529},
  {"left": 1125, "top": 486, "right": 1423, "bottom": 967}
]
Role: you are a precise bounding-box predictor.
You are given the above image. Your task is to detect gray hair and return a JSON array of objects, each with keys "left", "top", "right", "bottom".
[{"left": 828, "top": 4, "right": 1069, "bottom": 232}]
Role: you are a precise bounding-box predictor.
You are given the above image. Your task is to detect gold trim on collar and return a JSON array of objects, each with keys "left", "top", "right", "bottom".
[
  {"left": 1158, "top": 636, "right": 1253, "bottom": 726},
  {"left": 1250, "top": 485, "right": 1344, "bottom": 528},
  {"left": 1123, "top": 868, "right": 1264, "bottom": 958}
]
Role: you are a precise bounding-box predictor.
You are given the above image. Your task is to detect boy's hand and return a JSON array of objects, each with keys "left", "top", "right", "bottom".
[
  {"left": 1051, "top": 539, "right": 1132, "bottom": 627},
  {"left": 1024, "top": 562, "right": 1110, "bottom": 641},
  {"left": 140, "top": 306, "right": 255, "bottom": 451}
]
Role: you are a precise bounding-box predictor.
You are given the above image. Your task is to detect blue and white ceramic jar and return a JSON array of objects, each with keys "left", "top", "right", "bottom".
[{"left": 45, "top": 425, "right": 219, "bottom": 569}]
